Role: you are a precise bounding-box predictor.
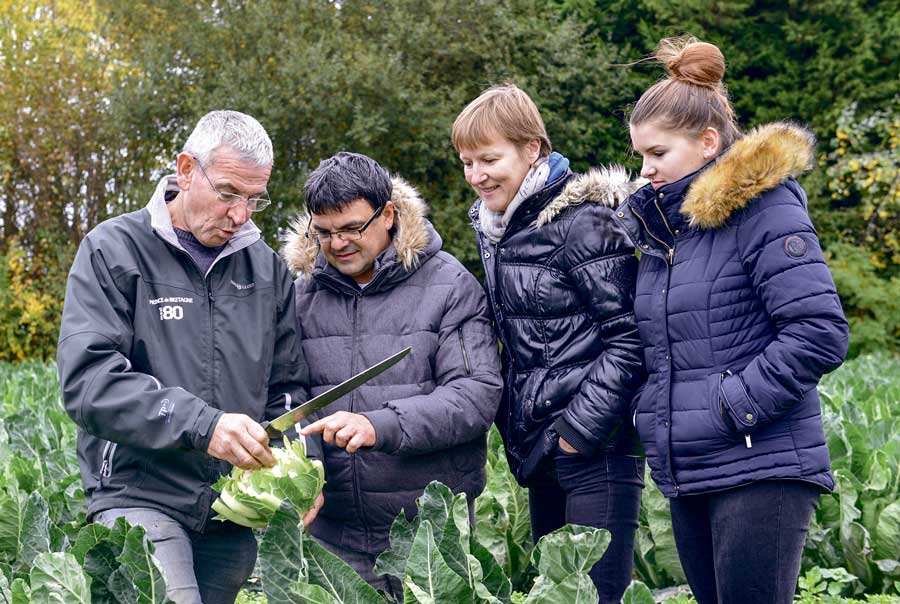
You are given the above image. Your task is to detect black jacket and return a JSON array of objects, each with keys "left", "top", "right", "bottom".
[
  {"left": 470, "top": 161, "right": 644, "bottom": 485},
  {"left": 57, "top": 176, "right": 309, "bottom": 531}
]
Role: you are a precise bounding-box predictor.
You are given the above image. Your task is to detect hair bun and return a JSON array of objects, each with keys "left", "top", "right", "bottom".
[{"left": 655, "top": 36, "right": 725, "bottom": 88}]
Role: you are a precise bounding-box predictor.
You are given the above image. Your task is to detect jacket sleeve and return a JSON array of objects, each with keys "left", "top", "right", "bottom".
[
  {"left": 265, "top": 264, "right": 310, "bottom": 425},
  {"left": 552, "top": 205, "right": 644, "bottom": 456},
  {"left": 57, "top": 236, "right": 222, "bottom": 452},
  {"left": 719, "top": 183, "right": 849, "bottom": 434},
  {"left": 360, "top": 265, "right": 503, "bottom": 455}
]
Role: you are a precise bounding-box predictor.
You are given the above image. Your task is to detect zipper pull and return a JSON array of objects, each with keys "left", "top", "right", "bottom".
[
  {"left": 667, "top": 247, "right": 675, "bottom": 264},
  {"left": 745, "top": 434, "right": 753, "bottom": 449}
]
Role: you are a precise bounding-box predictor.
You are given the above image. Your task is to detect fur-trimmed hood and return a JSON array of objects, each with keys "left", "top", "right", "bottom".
[
  {"left": 535, "top": 165, "right": 644, "bottom": 227},
  {"left": 682, "top": 122, "right": 815, "bottom": 229},
  {"left": 281, "top": 176, "right": 432, "bottom": 278}
]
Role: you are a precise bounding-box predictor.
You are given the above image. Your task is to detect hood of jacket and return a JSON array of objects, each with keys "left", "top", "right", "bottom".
[
  {"left": 534, "top": 165, "right": 644, "bottom": 227},
  {"left": 282, "top": 176, "right": 433, "bottom": 279},
  {"left": 681, "top": 122, "right": 815, "bottom": 229}
]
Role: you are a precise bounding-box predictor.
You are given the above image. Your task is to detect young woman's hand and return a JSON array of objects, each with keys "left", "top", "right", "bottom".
[{"left": 558, "top": 437, "right": 579, "bottom": 454}]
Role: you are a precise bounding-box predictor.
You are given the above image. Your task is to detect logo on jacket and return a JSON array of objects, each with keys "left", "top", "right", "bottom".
[
  {"left": 784, "top": 235, "right": 808, "bottom": 258},
  {"left": 148, "top": 296, "right": 193, "bottom": 321}
]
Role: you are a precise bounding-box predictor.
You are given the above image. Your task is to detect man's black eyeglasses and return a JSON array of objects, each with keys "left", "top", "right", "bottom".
[{"left": 306, "top": 204, "right": 385, "bottom": 244}]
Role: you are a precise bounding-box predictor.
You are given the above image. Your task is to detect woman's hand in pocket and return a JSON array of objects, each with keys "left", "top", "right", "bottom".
[{"left": 558, "top": 437, "right": 579, "bottom": 454}]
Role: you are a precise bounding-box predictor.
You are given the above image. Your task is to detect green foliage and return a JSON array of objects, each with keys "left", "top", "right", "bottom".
[
  {"left": 633, "top": 467, "right": 685, "bottom": 588},
  {"left": 0, "top": 237, "right": 72, "bottom": 362},
  {"left": 808, "top": 354, "right": 900, "bottom": 595},
  {"left": 3, "top": 1, "right": 900, "bottom": 356},
  {"left": 826, "top": 241, "right": 900, "bottom": 356},
  {"left": 473, "top": 427, "right": 534, "bottom": 592}
]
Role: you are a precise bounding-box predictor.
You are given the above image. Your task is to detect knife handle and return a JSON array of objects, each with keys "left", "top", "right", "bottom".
[{"left": 260, "top": 421, "right": 282, "bottom": 440}]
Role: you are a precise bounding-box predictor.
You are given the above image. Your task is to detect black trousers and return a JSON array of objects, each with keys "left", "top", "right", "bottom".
[
  {"left": 528, "top": 451, "right": 645, "bottom": 604},
  {"left": 669, "top": 479, "right": 821, "bottom": 604}
]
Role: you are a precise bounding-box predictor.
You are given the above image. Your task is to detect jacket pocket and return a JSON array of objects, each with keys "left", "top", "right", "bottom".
[
  {"left": 99, "top": 440, "right": 117, "bottom": 483},
  {"left": 708, "top": 374, "right": 738, "bottom": 441},
  {"left": 519, "top": 367, "right": 551, "bottom": 425}
]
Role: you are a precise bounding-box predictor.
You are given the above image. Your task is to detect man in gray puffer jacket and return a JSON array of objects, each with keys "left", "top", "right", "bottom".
[{"left": 281, "top": 152, "right": 502, "bottom": 596}]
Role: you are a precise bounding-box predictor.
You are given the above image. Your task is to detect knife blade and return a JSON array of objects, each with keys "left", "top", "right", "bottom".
[{"left": 262, "top": 346, "right": 411, "bottom": 439}]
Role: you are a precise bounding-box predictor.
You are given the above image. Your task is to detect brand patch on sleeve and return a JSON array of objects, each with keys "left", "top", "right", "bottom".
[{"left": 784, "top": 235, "right": 808, "bottom": 258}]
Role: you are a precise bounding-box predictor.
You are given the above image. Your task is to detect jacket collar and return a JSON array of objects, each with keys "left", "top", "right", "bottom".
[
  {"left": 281, "top": 176, "right": 438, "bottom": 288},
  {"left": 684, "top": 122, "right": 815, "bottom": 228},
  {"left": 619, "top": 122, "right": 816, "bottom": 247},
  {"left": 146, "top": 175, "right": 261, "bottom": 271},
  {"left": 469, "top": 164, "right": 641, "bottom": 239}
]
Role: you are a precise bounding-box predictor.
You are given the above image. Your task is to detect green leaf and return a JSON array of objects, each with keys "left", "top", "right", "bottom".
[
  {"left": 522, "top": 573, "right": 597, "bottom": 604},
  {"left": 15, "top": 491, "right": 52, "bottom": 575},
  {"left": 107, "top": 524, "right": 170, "bottom": 604},
  {"left": 840, "top": 520, "right": 874, "bottom": 586},
  {"left": 621, "top": 580, "right": 656, "bottom": 604},
  {"left": 287, "top": 582, "right": 338, "bottom": 603},
  {"left": 531, "top": 525, "right": 609, "bottom": 585},
  {"left": 71, "top": 520, "right": 129, "bottom": 604},
  {"left": 874, "top": 501, "right": 900, "bottom": 561},
  {"left": 259, "top": 505, "right": 308, "bottom": 604},
  {"left": 402, "top": 520, "right": 473, "bottom": 604},
  {"left": 29, "top": 552, "right": 91, "bottom": 604},
  {"left": 469, "top": 536, "right": 512, "bottom": 603},
  {"left": 9, "top": 578, "right": 29, "bottom": 604},
  {"left": 0, "top": 571, "right": 11, "bottom": 604},
  {"left": 0, "top": 482, "right": 24, "bottom": 566},
  {"left": 303, "top": 536, "right": 386, "bottom": 603},
  {"left": 374, "top": 512, "right": 418, "bottom": 581}
]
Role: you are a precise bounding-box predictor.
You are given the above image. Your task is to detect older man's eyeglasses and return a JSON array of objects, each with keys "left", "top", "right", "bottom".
[
  {"left": 192, "top": 156, "right": 272, "bottom": 212},
  {"left": 306, "top": 205, "right": 384, "bottom": 244}
]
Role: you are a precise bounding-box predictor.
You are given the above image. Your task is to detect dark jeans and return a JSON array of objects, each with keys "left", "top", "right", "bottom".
[
  {"left": 669, "top": 479, "right": 820, "bottom": 604},
  {"left": 528, "top": 451, "right": 645, "bottom": 604},
  {"left": 94, "top": 507, "right": 257, "bottom": 604}
]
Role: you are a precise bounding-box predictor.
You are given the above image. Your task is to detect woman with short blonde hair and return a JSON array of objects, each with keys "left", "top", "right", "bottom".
[{"left": 452, "top": 83, "right": 645, "bottom": 603}]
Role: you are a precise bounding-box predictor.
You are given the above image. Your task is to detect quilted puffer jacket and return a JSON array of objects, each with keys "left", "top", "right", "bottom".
[
  {"left": 613, "top": 123, "right": 849, "bottom": 497},
  {"left": 471, "top": 155, "right": 645, "bottom": 485},
  {"left": 282, "top": 177, "right": 502, "bottom": 554}
]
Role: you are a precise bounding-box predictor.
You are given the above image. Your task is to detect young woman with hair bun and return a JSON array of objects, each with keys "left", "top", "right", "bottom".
[{"left": 613, "top": 37, "right": 850, "bottom": 603}]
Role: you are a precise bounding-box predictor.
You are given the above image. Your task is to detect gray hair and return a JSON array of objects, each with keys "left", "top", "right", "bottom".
[{"left": 183, "top": 110, "right": 274, "bottom": 167}]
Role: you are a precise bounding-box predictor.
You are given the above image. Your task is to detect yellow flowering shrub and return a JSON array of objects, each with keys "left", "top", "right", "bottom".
[
  {"left": 826, "top": 99, "right": 900, "bottom": 269},
  {"left": 0, "top": 238, "right": 72, "bottom": 362}
]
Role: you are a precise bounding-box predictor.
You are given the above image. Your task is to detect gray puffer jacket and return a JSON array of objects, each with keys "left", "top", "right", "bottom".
[{"left": 281, "top": 178, "right": 503, "bottom": 555}]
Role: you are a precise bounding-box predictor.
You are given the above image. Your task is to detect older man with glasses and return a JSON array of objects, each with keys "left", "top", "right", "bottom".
[
  {"left": 57, "top": 110, "right": 310, "bottom": 604},
  {"left": 281, "top": 152, "right": 502, "bottom": 598}
]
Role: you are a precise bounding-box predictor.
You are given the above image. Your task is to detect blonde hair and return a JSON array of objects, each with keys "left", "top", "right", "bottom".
[
  {"left": 451, "top": 84, "right": 552, "bottom": 157},
  {"left": 629, "top": 36, "right": 741, "bottom": 150}
]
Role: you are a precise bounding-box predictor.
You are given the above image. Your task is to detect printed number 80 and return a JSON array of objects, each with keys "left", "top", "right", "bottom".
[{"left": 159, "top": 305, "right": 183, "bottom": 321}]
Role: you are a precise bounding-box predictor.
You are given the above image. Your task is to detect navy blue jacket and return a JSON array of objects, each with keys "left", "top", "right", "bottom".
[
  {"left": 613, "top": 123, "right": 849, "bottom": 497},
  {"left": 472, "top": 158, "right": 644, "bottom": 485}
]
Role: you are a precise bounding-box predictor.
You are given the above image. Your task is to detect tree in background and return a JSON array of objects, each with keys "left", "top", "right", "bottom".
[
  {"left": 0, "top": 1, "right": 137, "bottom": 360},
  {"left": 2, "top": 0, "right": 899, "bottom": 360}
]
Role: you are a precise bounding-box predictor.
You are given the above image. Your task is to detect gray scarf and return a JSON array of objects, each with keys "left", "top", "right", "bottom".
[{"left": 478, "top": 158, "right": 550, "bottom": 244}]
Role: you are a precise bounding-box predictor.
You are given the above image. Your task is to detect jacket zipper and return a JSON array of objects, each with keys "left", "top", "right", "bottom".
[
  {"left": 457, "top": 328, "right": 472, "bottom": 375},
  {"left": 631, "top": 206, "right": 675, "bottom": 265},
  {"left": 633, "top": 200, "right": 680, "bottom": 493},
  {"left": 100, "top": 441, "right": 117, "bottom": 478},
  {"left": 653, "top": 198, "right": 678, "bottom": 261},
  {"left": 349, "top": 293, "right": 370, "bottom": 549}
]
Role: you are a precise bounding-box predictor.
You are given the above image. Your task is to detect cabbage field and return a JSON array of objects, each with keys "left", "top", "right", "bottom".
[{"left": 1, "top": 356, "right": 899, "bottom": 603}]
